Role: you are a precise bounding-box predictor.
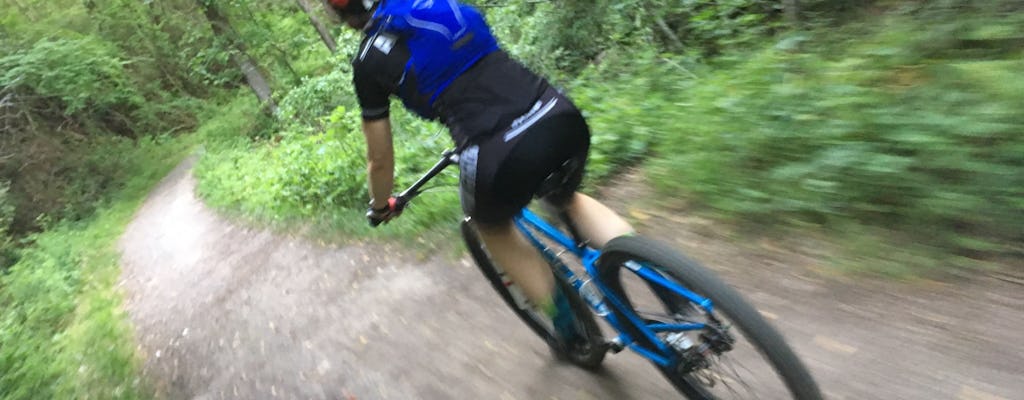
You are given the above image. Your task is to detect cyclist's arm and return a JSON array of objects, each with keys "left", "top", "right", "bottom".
[
  {"left": 353, "top": 33, "right": 403, "bottom": 210},
  {"left": 363, "top": 118, "right": 394, "bottom": 209}
]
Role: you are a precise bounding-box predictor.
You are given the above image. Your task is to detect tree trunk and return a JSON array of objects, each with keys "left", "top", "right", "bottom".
[
  {"left": 784, "top": 0, "right": 800, "bottom": 28},
  {"left": 320, "top": 0, "right": 341, "bottom": 22},
  {"left": 654, "top": 16, "right": 683, "bottom": 51},
  {"left": 199, "top": 1, "right": 279, "bottom": 115},
  {"left": 233, "top": 53, "right": 278, "bottom": 114},
  {"left": 296, "top": 0, "right": 337, "bottom": 53}
]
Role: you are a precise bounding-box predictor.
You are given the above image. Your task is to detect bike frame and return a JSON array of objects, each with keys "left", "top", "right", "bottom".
[
  {"left": 395, "top": 150, "right": 716, "bottom": 368},
  {"left": 513, "top": 209, "right": 713, "bottom": 368}
]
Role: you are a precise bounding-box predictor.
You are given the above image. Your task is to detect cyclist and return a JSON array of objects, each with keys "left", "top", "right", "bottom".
[{"left": 328, "top": 0, "right": 633, "bottom": 348}]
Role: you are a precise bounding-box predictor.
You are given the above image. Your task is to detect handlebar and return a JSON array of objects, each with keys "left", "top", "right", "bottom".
[{"left": 368, "top": 149, "right": 459, "bottom": 227}]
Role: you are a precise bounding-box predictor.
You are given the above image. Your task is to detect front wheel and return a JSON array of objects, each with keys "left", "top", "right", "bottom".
[
  {"left": 597, "top": 236, "right": 823, "bottom": 399},
  {"left": 461, "top": 219, "right": 606, "bottom": 369}
]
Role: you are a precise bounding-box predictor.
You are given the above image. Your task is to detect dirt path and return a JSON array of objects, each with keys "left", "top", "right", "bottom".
[{"left": 119, "top": 159, "right": 1023, "bottom": 400}]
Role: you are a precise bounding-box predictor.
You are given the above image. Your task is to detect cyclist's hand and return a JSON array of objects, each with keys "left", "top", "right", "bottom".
[{"left": 367, "top": 197, "right": 401, "bottom": 227}]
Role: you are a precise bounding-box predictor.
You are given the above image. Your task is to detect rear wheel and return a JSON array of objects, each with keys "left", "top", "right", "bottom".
[
  {"left": 598, "top": 235, "right": 823, "bottom": 399},
  {"left": 461, "top": 218, "right": 606, "bottom": 369}
]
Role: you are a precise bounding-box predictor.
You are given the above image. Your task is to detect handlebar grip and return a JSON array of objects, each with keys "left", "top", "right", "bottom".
[
  {"left": 390, "top": 196, "right": 408, "bottom": 212},
  {"left": 368, "top": 196, "right": 408, "bottom": 228}
]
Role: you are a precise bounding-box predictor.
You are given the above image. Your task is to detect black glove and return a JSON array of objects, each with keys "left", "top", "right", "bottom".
[{"left": 366, "top": 197, "right": 401, "bottom": 227}]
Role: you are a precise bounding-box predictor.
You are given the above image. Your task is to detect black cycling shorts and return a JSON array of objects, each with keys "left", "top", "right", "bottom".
[{"left": 458, "top": 88, "right": 590, "bottom": 225}]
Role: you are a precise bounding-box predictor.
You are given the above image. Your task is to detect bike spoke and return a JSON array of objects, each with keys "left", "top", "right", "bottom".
[{"left": 717, "top": 354, "right": 761, "bottom": 399}]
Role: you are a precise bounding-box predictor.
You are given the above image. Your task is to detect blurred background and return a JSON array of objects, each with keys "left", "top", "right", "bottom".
[{"left": 1, "top": 0, "right": 1021, "bottom": 399}]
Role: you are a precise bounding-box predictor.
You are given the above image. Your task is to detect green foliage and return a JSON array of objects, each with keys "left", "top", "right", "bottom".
[
  {"left": 1, "top": 132, "right": 192, "bottom": 235},
  {"left": 484, "top": 1, "right": 645, "bottom": 78},
  {"left": 232, "top": 1, "right": 323, "bottom": 81},
  {"left": 274, "top": 28, "right": 363, "bottom": 130},
  {"left": 191, "top": 6, "right": 455, "bottom": 237},
  {"left": 196, "top": 96, "right": 460, "bottom": 238},
  {"left": 199, "top": 104, "right": 368, "bottom": 217},
  {"left": 278, "top": 67, "right": 356, "bottom": 128},
  {"left": 648, "top": 6, "right": 1024, "bottom": 261},
  {"left": 0, "top": 0, "right": 217, "bottom": 236},
  {"left": 0, "top": 1, "right": 396, "bottom": 397},
  {"left": 484, "top": 0, "right": 784, "bottom": 78},
  {"left": 1, "top": 227, "right": 84, "bottom": 400},
  {"left": 192, "top": 0, "right": 1022, "bottom": 276},
  {"left": 567, "top": 47, "right": 691, "bottom": 182},
  {"left": 0, "top": 182, "right": 15, "bottom": 268},
  {"left": 0, "top": 37, "right": 141, "bottom": 117},
  {"left": 61, "top": 135, "right": 183, "bottom": 222},
  {"left": 0, "top": 134, "right": 192, "bottom": 400},
  {"left": 670, "top": 0, "right": 781, "bottom": 54},
  {"left": 463, "top": 0, "right": 1023, "bottom": 272},
  {"left": 88, "top": 0, "right": 197, "bottom": 94}
]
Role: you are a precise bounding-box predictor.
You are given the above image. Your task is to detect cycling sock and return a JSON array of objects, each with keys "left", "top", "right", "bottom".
[
  {"left": 547, "top": 289, "right": 578, "bottom": 339},
  {"left": 539, "top": 297, "right": 557, "bottom": 318}
]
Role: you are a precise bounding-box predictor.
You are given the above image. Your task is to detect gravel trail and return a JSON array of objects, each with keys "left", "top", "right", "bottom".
[{"left": 119, "top": 159, "right": 1023, "bottom": 399}]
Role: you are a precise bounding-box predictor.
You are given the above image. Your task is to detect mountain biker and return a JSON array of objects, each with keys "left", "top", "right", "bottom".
[{"left": 328, "top": 0, "right": 633, "bottom": 348}]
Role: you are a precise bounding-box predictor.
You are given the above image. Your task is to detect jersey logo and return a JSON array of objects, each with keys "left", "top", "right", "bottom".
[
  {"left": 372, "top": 34, "right": 396, "bottom": 54},
  {"left": 405, "top": 0, "right": 467, "bottom": 40},
  {"left": 504, "top": 98, "right": 559, "bottom": 142}
]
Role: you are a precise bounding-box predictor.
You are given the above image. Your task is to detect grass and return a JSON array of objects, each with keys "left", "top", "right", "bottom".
[
  {"left": 0, "top": 122, "right": 199, "bottom": 400},
  {"left": 193, "top": 96, "right": 466, "bottom": 250},
  {"left": 635, "top": 13, "right": 1023, "bottom": 276}
]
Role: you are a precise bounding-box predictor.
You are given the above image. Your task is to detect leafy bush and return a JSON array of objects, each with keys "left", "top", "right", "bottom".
[
  {"left": 0, "top": 37, "right": 141, "bottom": 118},
  {"left": 59, "top": 135, "right": 182, "bottom": 223},
  {"left": 129, "top": 94, "right": 204, "bottom": 137},
  {"left": 484, "top": 0, "right": 785, "bottom": 78},
  {"left": 196, "top": 94, "right": 460, "bottom": 236},
  {"left": 649, "top": 8, "right": 1024, "bottom": 260},
  {"left": 278, "top": 67, "right": 356, "bottom": 129},
  {"left": 567, "top": 47, "right": 692, "bottom": 183},
  {"left": 0, "top": 227, "right": 83, "bottom": 400},
  {"left": 0, "top": 6, "right": 210, "bottom": 239},
  {"left": 665, "top": 0, "right": 782, "bottom": 55},
  {"left": 0, "top": 130, "right": 188, "bottom": 238},
  {"left": 484, "top": 0, "right": 646, "bottom": 79},
  {"left": 0, "top": 208, "right": 154, "bottom": 400}
]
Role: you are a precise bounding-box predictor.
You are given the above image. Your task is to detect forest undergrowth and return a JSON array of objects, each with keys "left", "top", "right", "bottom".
[{"left": 1, "top": 1, "right": 1021, "bottom": 397}]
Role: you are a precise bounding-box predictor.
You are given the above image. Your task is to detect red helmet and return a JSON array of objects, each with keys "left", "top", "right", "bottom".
[{"left": 328, "top": 0, "right": 377, "bottom": 15}]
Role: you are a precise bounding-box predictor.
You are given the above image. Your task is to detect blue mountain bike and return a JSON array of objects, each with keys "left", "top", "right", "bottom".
[{"left": 382, "top": 150, "right": 823, "bottom": 399}]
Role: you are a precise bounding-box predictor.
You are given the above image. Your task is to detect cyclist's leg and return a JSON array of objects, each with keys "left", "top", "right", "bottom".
[
  {"left": 459, "top": 97, "right": 589, "bottom": 321},
  {"left": 474, "top": 220, "right": 580, "bottom": 344},
  {"left": 474, "top": 219, "right": 555, "bottom": 306},
  {"left": 459, "top": 136, "right": 557, "bottom": 311},
  {"left": 563, "top": 193, "right": 634, "bottom": 248}
]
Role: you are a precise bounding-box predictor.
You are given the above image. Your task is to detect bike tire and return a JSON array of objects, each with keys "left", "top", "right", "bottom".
[
  {"left": 597, "top": 235, "right": 823, "bottom": 400},
  {"left": 460, "top": 219, "right": 606, "bottom": 369}
]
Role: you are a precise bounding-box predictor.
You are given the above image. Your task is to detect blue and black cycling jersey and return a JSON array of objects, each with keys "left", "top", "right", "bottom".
[{"left": 351, "top": 0, "right": 550, "bottom": 147}]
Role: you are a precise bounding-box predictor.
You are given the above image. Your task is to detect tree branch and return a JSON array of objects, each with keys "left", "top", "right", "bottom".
[{"left": 654, "top": 16, "right": 684, "bottom": 51}]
